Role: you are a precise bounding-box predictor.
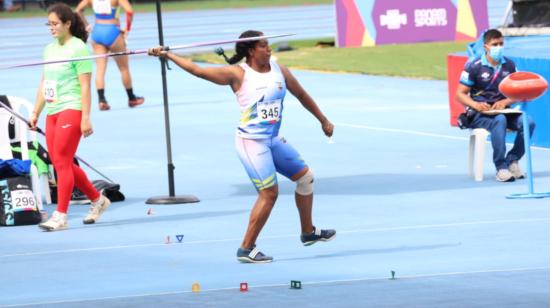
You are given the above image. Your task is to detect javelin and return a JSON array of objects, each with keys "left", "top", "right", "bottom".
[
  {"left": 0, "top": 99, "right": 115, "bottom": 183},
  {"left": 0, "top": 33, "right": 295, "bottom": 70}
]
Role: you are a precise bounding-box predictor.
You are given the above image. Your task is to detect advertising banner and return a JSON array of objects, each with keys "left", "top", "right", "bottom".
[{"left": 335, "top": 0, "right": 488, "bottom": 47}]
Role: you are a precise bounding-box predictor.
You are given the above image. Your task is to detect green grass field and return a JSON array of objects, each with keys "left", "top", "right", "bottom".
[
  {"left": 0, "top": 0, "right": 331, "bottom": 18},
  {"left": 191, "top": 38, "right": 470, "bottom": 80},
  {"left": 133, "top": 0, "right": 331, "bottom": 12}
]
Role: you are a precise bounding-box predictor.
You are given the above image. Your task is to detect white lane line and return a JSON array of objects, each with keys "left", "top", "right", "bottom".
[
  {"left": 335, "top": 122, "right": 473, "bottom": 141},
  {"left": 337, "top": 217, "right": 550, "bottom": 235},
  {"left": 0, "top": 237, "right": 242, "bottom": 258},
  {"left": 3, "top": 217, "right": 550, "bottom": 258},
  {"left": 333, "top": 105, "right": 448, "bottom": 111},
  {"left": 4, "top": 266, "right": 550, "bottom": 307},
  {"left": 335, "top": 122, "right": 550, "bottom": 151}
]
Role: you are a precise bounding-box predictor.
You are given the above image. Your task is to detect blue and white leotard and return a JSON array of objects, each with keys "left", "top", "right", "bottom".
[{"left": 234, "top": 60, "right": 307, "bottom": 191}]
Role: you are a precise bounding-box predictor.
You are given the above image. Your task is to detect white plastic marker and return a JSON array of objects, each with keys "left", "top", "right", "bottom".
[{"left": 0, "top": 33, "right": 295, "bottom": 70}]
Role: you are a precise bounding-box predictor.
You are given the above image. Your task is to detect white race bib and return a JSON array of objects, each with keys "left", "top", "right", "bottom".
[
  {"left": 257, "top": 99, "right": 281, "bottom": 123},
  {"left": 43, "top": 79, "right": 57, "bottom": 103},
  {"left": 11, "top": 189, "right": 37, "bottom": 212},
  {"left": 93, "top": 0, "right": 112, "bottom": 14}
]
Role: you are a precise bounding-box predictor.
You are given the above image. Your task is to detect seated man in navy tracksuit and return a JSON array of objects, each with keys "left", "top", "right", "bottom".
[{"left": 456, "top": 29, "right": 535, "bottom": 182}]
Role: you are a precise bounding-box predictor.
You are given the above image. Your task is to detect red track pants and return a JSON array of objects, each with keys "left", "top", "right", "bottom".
[{"left": 46, "top": 109, "right": 100, "bottom": 213}]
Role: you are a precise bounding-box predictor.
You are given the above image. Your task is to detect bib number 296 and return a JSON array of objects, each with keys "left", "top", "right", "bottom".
[{"left": 11, "top": 189, "right": 37, "bottom": 212}]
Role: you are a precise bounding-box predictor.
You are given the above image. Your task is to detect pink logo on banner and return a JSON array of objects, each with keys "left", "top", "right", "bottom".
[{"left": 373, "top": 0, "right": 457, "bottom": 44}]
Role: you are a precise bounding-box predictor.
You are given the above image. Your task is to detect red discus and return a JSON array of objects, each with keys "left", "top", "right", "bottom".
[{"left": 499, "top": 71, "right": 548, "bottom": 101}]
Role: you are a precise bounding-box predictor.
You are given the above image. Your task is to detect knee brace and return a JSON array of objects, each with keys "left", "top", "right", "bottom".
[{"left": 295, "top": 169, "right": 314, "bottom": 195}]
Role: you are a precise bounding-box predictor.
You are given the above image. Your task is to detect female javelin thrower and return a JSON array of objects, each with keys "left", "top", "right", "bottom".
[
  {"left": 31, "top": 3, "right": 111, "bottom": 231},
  {"left": 76, "top": 0, "right": 144, "bottom": 111},
  {"left": 148, "top": 30, "right": 336, "bottom": 263}
]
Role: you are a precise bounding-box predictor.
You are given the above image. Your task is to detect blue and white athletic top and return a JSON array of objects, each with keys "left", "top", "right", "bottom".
[{"left": 235, "top": 60, "right": 287, "bottom": 139}]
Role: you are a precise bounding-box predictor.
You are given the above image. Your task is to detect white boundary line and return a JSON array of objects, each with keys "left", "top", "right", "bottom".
[
  {"left": 337, "top": 217, "right": 550, "bottom": 235},
  {"left": 3, "top": 217, "right": 550, "bottom": 258},
  {"left": 335, "top": 122, "right": 550, "bottom": 151},
  {"left": 4, "top": 266, "right": 550, "bottom": 307}
]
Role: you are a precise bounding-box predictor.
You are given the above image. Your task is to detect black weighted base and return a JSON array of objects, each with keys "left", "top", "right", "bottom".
[{"left": 146, "top": 195, "right": 200, "bottom": 204}]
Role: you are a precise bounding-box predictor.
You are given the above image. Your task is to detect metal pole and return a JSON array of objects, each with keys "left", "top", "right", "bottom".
[
  {"left": 500, "top": 0, "right": 513, "bottom": 28},
  {"left": 155, "top": 0, "right": 175, "bottom": 196},
  {"left": 146, "top": 0, "right": 199, "bottom": 204}
]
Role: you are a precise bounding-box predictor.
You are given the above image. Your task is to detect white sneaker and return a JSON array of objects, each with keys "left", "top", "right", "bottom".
[
  {"left": 509, "top": 161, "right": 525, "bottom": 179},
  {"left": 83, "top": 194, "right": 111, "bottom": 224},
  {"left": 39, "top": 211, "right": 68, "bottom": 231},
  {"left": 496, "top": 169, "right": 515, "bottom": 182}
]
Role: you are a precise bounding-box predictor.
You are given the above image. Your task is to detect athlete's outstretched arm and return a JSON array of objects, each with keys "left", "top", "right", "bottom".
[
  {"left": 280, "top": 64, "right": 333, "bottom": 137},
  {"left": 148, "top": 47, "right": 241, "bottom": 89}
]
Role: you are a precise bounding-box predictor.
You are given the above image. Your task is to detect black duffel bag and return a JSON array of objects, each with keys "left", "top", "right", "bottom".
[{"left": 93, "top": 180, "right": 125, "bottom": 202}]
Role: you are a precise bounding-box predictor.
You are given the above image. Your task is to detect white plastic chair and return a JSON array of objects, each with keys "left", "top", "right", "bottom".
[
  {"left": 0, "top": 96, "right": 51, "bottom": 207},
  {"left": 468, "top": 128, "right": 490, "bottom": 181}
]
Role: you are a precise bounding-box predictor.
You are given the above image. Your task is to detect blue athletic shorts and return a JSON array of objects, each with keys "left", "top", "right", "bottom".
[
  {"left": 91, "top": 24, "right": 121, "bottom": 47},
  {"left": 235, "top": 135, "right": 307, "bottom": 191}
]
